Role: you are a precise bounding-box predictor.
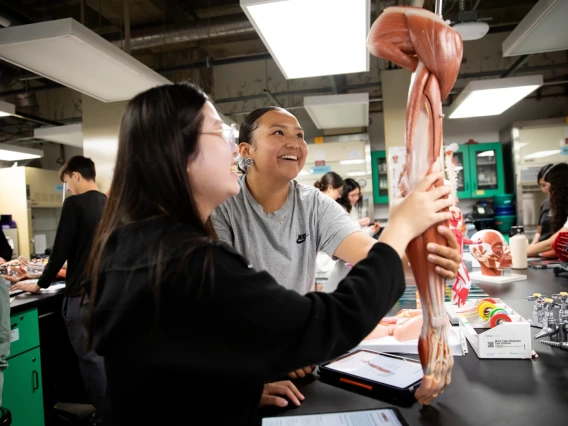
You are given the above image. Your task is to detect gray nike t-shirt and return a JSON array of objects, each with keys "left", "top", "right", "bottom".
[{"left": 212, "top": 175, "right": 360, "bottom": 294}]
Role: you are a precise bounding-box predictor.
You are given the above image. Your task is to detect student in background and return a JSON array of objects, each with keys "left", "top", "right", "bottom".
[
  {"left": 0, "top": 231, "right": 11, "bottom": 264},
  {"left": 314, "top": 172, "right": 344, "bottom": 201},
  {"left": 338, "top": 178, "right": 380, "bottom": 236},
  {"left": 10, "top": 156, "right": 108, "bottom": 425},
  {"left": 531, "top": 163, "right": 553, "bottom": 244},
  {"left": 528, "top": 163, "right": 568, "bottom": 256}
]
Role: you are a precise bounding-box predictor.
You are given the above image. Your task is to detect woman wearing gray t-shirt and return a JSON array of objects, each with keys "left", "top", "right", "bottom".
[
  {"left": 211, "top": 107, "right": 461, "bottom": 381},
  {"left": 212, "top": 107, "right": 460, "bottom": 293}
]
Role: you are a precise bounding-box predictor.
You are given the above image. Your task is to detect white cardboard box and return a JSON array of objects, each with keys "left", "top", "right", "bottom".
[{"left": 459, "top": 316, "right": 532, "bottom": 359}]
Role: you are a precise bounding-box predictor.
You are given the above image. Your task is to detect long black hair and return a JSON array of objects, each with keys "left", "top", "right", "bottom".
[
  {"left": 237, "top": 106, "right": 288, "bottom": 173},
  {"left": 314, "top": 172, "right": 343, "bottom": 192},
  {"left": 537, "top": 163, "right": 553, "bottom": 184},
  {"left": 338, "top": 178, "right": 363, "bottom": 214},
  {"left": 87, "top": 82, "right": 216, "bottom": 342},
  {"left": 543, "top": 162, "right": 568, "bottom": 232}
]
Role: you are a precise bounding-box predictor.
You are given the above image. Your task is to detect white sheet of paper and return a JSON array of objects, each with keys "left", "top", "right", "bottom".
[{"left": 262, "top": 409, "right": 403, "bottom": 426}]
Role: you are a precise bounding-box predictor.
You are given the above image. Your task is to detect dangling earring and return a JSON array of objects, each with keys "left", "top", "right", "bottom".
[{"left": 236, "top": 154, "right": 254, "bottom": 170}]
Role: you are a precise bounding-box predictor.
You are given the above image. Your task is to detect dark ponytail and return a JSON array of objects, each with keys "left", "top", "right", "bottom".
[{"left": 314, "top": 172, "right": 344, "bottom": 193}]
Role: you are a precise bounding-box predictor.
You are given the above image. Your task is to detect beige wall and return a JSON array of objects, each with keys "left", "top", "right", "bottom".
[
  {"left": 82, "top": 95, "right": 127, "bottom": 193},
  {"left": 0, "top": 167, "right": 31, "bottom": 258}
]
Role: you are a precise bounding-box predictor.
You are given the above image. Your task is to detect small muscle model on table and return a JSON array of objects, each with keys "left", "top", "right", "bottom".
[
  {"left": 367, "top": 5, "right": 463, "bottom": 405},
  {"left": 469, "top": 230, "right": 513, "bottom": 276}
]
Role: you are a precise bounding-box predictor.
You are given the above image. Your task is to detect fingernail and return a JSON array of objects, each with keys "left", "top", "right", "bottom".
[
  {"left": 438, "top": 226, "right": 446, "bottom": 232},
  {"left": 300, "top": 395, "right": 305, "bottom": 400},
  {"left": 428, "top": 254, "right": 435, "bottom": 261},
  {"left": 427, "top": 243, "right": 435, "bottom": 251},
  {"left": 280, "top": 400, "right": 288, "bottom": 407}
]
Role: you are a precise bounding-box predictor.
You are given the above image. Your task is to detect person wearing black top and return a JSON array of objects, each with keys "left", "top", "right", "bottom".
[
  {"left": 0, "top": 231, "right": 12, "bottom": 263},
  {"left": 10, "top": 156, "right": 108, "bottom": 424},
  {"left": 87, "top": 83, "right": 455, "bottom": 426},
  {"left": 532, "top": 164, "right": 553, "bottom": 244}
]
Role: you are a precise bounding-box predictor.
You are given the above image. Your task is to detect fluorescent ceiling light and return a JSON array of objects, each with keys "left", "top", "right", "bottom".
[
  {"left": 448, "top": 75, "right": 543, "bottom": 119},
  {"left": 524, "top": 150, "right": 561, "bottom": 159},
  {"left": 0, "top": 100, "right": 15, "bottom": 117},
  {"left": 503, "top": 0, "right": 568, "bottom": 56},
  {"left": 340, "top": 159, "right": 366, "bottom": 165},
  {"left": 304, "top": 93, "right": 369, "bottom": 129},
  {"left": 0, "top": 19, "right": 170, "bottom": 102},
  {"left": 347, "top": 171, "right": 366, "bottom": 177},
  {"left": 34, "top": 123, "right": 83, "bottom": 148},
  {"left": 241, "top": 0, "right": 370, "bottom": 79},
  {"left": 299, "top": 170, "right": 310, "bottom": 176},
  {"left": 0, "top": 143, "right": 43, "bottom": 161}
]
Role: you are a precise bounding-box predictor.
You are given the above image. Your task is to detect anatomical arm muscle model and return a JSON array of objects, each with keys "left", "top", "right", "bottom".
[{"left": 367, "top": 6, "right": 463, "bottom": 405}]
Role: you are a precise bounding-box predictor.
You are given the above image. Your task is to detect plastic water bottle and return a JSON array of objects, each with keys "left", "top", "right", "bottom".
[{"left": 510, "top": 226, "right": 528, "bottom": 269}]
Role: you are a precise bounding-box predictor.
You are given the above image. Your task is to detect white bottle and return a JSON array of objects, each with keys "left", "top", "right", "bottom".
[{"left": 510, "top": 226, "right": 528, "bottom": 269}]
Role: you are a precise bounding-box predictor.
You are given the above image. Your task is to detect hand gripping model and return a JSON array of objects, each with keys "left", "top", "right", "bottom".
[{"left": 367, "top": 6, "right": 463, "bottom": 405}]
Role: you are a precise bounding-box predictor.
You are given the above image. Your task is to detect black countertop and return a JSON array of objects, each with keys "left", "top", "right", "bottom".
[
  {"left": 10, "top": 289, "right": 65, "bottom": 314},
  {"left": 264, "top": 268, "right": 568, "bottom": 426}
]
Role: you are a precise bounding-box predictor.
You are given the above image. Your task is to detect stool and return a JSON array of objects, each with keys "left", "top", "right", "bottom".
[{"left": 0, "top": 407, "right": 12, "bottom": 426}]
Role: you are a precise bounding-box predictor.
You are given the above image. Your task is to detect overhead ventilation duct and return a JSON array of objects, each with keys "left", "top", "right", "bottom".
[{"left": 110, "top": 14, "right": 254, "bottom": 52}]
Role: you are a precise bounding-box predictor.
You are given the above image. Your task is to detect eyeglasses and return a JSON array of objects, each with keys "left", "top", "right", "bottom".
[{"left": 201, "top": 123, "right": 238, "bottom": 151}]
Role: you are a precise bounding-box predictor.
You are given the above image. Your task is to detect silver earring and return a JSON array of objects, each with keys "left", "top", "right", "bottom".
[{"left": 237, "top": 154, "right": 254, "bottom": 169}]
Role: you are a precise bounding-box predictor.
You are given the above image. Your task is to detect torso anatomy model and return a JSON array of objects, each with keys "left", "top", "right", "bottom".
[{"left": 367, "top": 6, "right": 463, "bottom": 405}]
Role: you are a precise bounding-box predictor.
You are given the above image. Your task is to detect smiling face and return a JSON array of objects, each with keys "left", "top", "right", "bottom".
[{"left": 239, "top": 110, "right": 308, "bottom": 183}]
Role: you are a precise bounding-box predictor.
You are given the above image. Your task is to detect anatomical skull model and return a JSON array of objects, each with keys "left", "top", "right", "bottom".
[
  {"left": 367, "top": 5, "right": 463, "bottom": 405},
  {"left": 469, "top": 230, "right": 512, "bottom": 276}
]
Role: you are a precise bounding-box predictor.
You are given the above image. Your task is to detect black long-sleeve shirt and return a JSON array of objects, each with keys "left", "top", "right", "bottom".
[
  {"left": 0, "top": 231, "right": 12, "bottom": 262},
  {"left": 38, "top": 190, "right": 106, "bottom": 296},
  {"left": 92, "top": 217, "right": 405, "bottom": 426}
]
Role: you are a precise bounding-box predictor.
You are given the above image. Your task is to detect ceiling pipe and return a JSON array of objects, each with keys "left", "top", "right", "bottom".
[{"left": 108, "top": 14, "right": 255, "bottom": 52}]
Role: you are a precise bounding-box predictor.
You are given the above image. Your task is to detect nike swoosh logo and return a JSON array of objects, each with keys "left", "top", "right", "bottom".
[{"left": 296, "top": 233, "right": 309, "bottom": 244}]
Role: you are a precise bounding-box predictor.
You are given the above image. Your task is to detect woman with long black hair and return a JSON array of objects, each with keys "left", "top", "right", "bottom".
[{"left": 88, "top": 83, "right": 455, "bottom": 425}]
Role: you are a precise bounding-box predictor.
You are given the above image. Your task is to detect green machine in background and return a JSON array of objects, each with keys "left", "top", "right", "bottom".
[
  {"left": 453, "top": 142, "right": 506, "bottom": 200},
  {"left": 371, "top": 142, "right": 506, "bottom": 204},
  {"left": 371, "top": 150, "right": 389, "bottom": 204}
]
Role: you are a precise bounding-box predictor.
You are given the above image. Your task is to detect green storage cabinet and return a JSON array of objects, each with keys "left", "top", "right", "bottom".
[
  {"left": 466, "top": 142, "right": 505, "bottom": 198},
  {"left": 371, "top": 151, "right": 389, "bottom": 204},
  {"left": 452, "top": 142, "right": 505, "bottom": 199},
  {"left": 3, "top": 309, "right": 44, "bottom": 426}
]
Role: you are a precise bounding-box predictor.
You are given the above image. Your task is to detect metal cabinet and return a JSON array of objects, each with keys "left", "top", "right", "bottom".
[
  {"left": 453, "top": 143, "right": 505, "bottom": 200},
  {"left": 371, "top": 151, "right": 389, "bottom": 204},
  {"left": 3, "top": 309, "right": 45, "bottom": 426}
]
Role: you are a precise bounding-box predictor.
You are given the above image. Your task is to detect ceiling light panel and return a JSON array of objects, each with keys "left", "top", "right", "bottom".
[
  {"left": 448, "top": 75, "right": 543, "bottom": 119},
  {"left": 503, "top": 0, "right": 568, "bottom": 56},
  {"left": 34, "top": 124, "right": 83, "bottom": 148},
  {"left": 304, "top": 93, "right": 369, "bottom": 129},
  {"left": 0, "top": 19, "right": 170, "bottom": 102},
  {"left": 0, "top": 143, "right": 43, "bottom": 161},
  {"left": 241, "top": 0, "right": 370, "bottom": 79},
  {"left": 0, "top": 100, "right": 15, "bottom": 117}
]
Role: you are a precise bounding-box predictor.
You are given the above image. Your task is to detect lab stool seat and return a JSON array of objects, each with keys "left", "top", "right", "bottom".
[{"left": 0, "top": 407, "right": 11, "bottom": 426}]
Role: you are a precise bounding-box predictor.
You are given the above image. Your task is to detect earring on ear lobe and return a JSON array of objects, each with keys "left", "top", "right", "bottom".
[
  {"left": 243, "top": 157, "right": 254, "bottom": 168},
  {"left": 236, "top": 154, "right": 254, "bottom": 169}
]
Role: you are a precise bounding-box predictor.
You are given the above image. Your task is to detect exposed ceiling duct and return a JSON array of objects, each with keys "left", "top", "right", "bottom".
[{"left": 109, "top": 14, "right": 254, "bottom": 52}]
